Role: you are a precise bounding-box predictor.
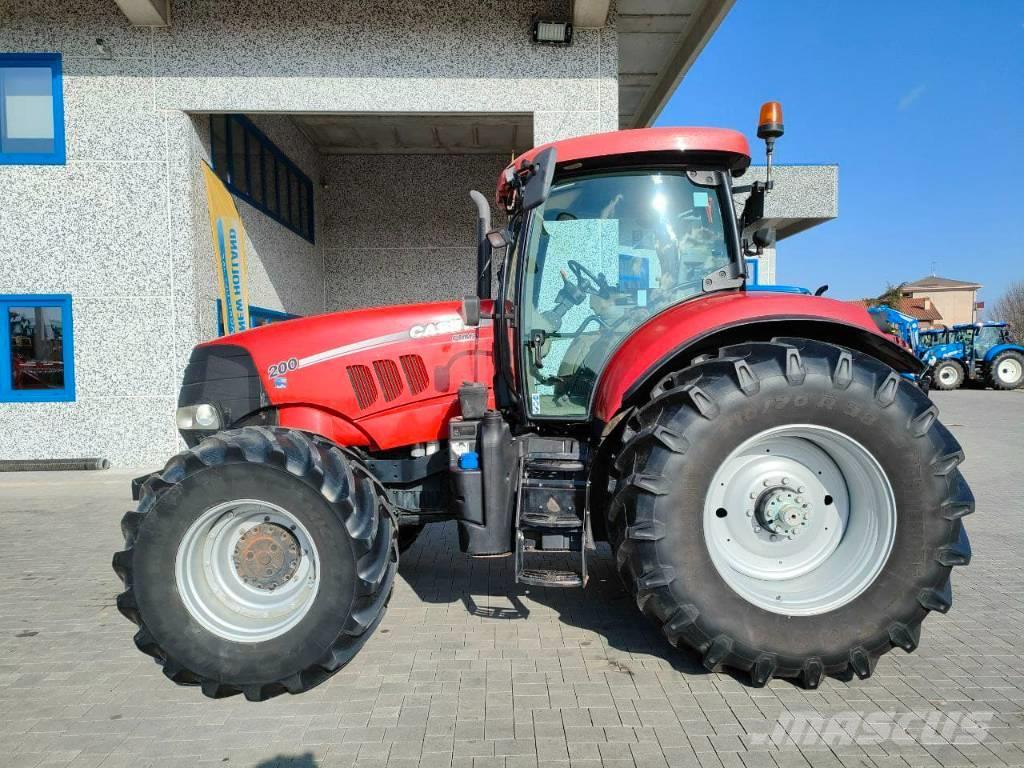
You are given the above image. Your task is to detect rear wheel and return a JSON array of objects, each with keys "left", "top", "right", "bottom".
[
  {"left": 989, "top": 350, "right": 1024, "bottom": 390},
  {"left": 609, "top": 338, "right": 973, "bottom": 687},
  {"left": 113, "top": 427, "right": 397, "bottom": 701},
  {"left": 932, "top": 360, "right": 964, "bottom": 390}
]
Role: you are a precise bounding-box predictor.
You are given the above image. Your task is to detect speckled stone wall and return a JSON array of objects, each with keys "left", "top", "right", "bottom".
[
  {"left": 0, "top": 2, "right": 179, "bottom": 467},
  {"left": 191, "top": 114, "right": 326, "bottom": 342},
  {"left": 0, "top": 0, "right": 618, "bottom": 466},
  {"left": 322, "top": 154, "right": 507, "bottom": 311}
]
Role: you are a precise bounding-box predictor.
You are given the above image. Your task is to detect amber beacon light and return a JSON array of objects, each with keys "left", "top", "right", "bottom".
[
  {"left": 756, "top": 101, "right": 784, "bottom": 190},
  {"left": 757, "top": 101, "right": 785, "bottom": 140}
]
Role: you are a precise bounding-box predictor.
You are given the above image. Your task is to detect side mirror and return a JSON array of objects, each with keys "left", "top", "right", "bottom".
[
  {"left": 486, "top": 228, "right": 510, "bottom": 250},
  {"left": 521, "top": 146, "right": 557, "bottom": 211},
  {"left": 459, "top": 295, "right": 481, "bottom": 327},
  {"left": 752, "top": 227, "right": 774, "bottom": 249}
]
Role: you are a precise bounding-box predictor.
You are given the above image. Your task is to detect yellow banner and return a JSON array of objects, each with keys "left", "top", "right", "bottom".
[{"left": 201, "top": 162, "right": 251, "bottom": 335}]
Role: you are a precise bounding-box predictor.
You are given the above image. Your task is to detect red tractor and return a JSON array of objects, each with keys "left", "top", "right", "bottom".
[{"left": 114, "top": 106, "right": 973, "bottom": 701}]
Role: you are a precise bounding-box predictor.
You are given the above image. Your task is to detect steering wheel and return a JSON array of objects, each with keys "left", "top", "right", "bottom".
[{"left": 566, "top": 260, "right": 603, "bottom": 296}]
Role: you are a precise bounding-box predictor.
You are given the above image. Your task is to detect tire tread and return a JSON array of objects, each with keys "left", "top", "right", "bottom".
[
  {"left": 608, "top": 339, "right": 972, "bottom": 688},
  {"left": 112, "top": 427, "right": 397, "bottom": 702}
]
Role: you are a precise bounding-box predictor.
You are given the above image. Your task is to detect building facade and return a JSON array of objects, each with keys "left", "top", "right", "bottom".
[
  {"left": 902, "top": 276, "right": 982, "bottom": 327},
  {"left": 1, "top": 0, "right": 836, "bottom": 467}
]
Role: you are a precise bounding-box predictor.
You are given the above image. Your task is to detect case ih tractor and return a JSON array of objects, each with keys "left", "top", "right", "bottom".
[{"left": 113, "top": 105, "right": 973, "bottom": 701}]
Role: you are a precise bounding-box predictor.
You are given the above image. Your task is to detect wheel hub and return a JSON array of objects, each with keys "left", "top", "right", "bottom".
[
  {"left": 757, "top": 486, "right": 810, "bottom": 538},
  {"left": 232, "top": 523, "right": 301, "bottom": 590}
]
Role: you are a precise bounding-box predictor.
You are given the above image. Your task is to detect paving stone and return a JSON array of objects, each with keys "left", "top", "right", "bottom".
[{"left": 0, "top": 393, "right": 1017, "bottom": 768}]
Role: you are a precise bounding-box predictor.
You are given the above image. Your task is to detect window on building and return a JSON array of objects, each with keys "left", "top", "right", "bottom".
[
  {"left": 210, "top": 115, "right": 315, "bottom": 243},
  {"left": 0, "top": 295, "right": 75, "bottom": 402},
  {"left": 0, "top": 53, "right": 65, "bottom": 165},
  {"left": 215, "top": 301, "right": 300, "bottom": 336}
]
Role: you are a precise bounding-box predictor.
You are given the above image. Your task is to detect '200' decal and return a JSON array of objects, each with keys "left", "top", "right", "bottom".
[{"left": 267, "top": 358, "right": 298, "bottom": 377}]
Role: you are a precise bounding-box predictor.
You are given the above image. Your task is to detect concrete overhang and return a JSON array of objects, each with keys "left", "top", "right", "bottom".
[
  {"left": 617, "top": 0, "right": 735, "bottom": 128},
  {"left": 112, "top": 0, "right": 170, "bottom": 26},
  {"left": 731, "top": 165, "right": 839, "bottom": 240},
  {"left": 573, "top": 0, "right": 614, "bottom": 29},
  {"left": 290, "top": 113, "right": 533, "bottom": 155}
]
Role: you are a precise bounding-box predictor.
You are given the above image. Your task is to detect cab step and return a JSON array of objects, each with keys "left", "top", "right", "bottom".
[
  {"left": 517, "top": 567, "right": 583, "bottom": 588},
  {"left": 513, "top": 437, "right": 591, "bottom": 588}
]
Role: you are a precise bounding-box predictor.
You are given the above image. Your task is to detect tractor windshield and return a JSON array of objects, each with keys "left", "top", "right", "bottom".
[
  {"left": 517, "top": 170, "right": 731, "bottom": 418},
  {"left": 975, "top": 325, "right": 1012, "bottom": 355}
]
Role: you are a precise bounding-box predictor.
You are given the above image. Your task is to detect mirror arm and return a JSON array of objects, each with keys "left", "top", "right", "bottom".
[{"left": 469, "top": 191, "right": 493, "bottom": 300}]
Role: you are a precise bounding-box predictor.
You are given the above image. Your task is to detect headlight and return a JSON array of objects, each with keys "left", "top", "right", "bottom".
[{"left": 176, "top": 403, "right": 222, "bottom": 430}]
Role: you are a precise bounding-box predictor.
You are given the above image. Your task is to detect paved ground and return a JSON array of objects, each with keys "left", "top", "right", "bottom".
[{"left": 2, "top": 390, "right": 1023, "bottom": 768}]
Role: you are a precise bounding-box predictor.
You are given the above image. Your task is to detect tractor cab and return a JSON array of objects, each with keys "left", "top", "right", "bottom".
[
  {"left": 918, "top": 327, "right": 950, "bottom": 349},
  {"left": 486, "top": 127, "right": 751, "bottom": 421},
  {"left": 948, "top": 322, "right": 1014, "bottom": 362}
]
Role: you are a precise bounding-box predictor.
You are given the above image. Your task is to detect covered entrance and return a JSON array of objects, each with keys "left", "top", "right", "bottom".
[{"left": 193, "top": 111, "right": 533, "bottom": 340}]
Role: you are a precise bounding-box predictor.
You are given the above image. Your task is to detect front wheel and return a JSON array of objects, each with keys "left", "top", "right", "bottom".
[
  {"left": 931, "top": 360, "right": 964, "bottom": 390},
  {"left": 609, "top": 338, "right": 973, "bottom": 687},
  {"left": 989, "top": 350, "right": 1024, "bottom": 390},
  {"left": 113, "top": 427, "right": 397, "bottom": 701}
]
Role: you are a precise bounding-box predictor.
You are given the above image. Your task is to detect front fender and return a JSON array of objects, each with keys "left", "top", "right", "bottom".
[{"left": 592, "top": 291, "right": 922, "bottom": 423}]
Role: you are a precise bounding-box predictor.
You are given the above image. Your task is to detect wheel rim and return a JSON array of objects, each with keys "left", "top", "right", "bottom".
[
  {"left": 997, "top": 358, "right": 1022, "bottom": 385},
  {"left": 175, "top": 499, "right": 320, "bottom": 643},
  {"left": 938, "top": 365, "right": 959, "bottom": 386},
  {"left": 703, "top": 425, "right": 896, "bottom": 616}
]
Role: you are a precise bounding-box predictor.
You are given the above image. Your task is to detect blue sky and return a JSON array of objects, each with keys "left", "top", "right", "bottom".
[{"left": 657, "top": 0, "right": 1024, "bottom": 303}]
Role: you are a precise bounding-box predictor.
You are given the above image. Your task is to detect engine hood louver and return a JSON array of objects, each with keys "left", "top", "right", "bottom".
[{"left": 348, "top": 354, "right": 429, "bottom": 410}]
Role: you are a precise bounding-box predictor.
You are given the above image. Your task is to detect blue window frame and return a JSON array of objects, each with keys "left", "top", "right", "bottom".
[
  {"left": 210, "top": 114, "right": 315, "bottom": 243},
  {"left": 215, "top": 301, "right": 300, "bottom": 336},
  {"left": 0, "top": 53, "right": 65, "bottom": 165},
  {"left": 745, "top": 257, "right": 760, "bottom": 285},
  {"left": 0, "top": 294, "right": 75, "bottom": 403}
]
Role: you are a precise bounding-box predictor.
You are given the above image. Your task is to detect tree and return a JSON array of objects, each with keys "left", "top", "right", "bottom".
[
  {"left": 865, "top": 282, "right": 906, "bottom": 308},
  {"left": 992, "top": 280, "right": 1024, "bottom": 337}
]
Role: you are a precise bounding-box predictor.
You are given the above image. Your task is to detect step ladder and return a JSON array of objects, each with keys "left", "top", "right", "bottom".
[{"left": 514, "top": 441, "right": 590, "bottom": 588}]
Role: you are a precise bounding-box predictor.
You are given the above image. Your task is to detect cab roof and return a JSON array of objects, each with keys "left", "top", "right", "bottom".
[
  {"left": 498, "top": 126, "right": 751, "bottom": 207},
  {"left": 952, "top": 321, "right": 1007, "bottom": 329}
]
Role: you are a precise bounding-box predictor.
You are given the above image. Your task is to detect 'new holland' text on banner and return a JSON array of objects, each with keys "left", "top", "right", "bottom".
[{"left": 202, "top": 162, "right": 251, "bottom": 335}]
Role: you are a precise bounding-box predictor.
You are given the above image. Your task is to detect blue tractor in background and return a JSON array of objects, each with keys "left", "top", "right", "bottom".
[
  {"left": 929, "top": 321, "right": 1024, "bottom": 391},
  {"left": 869, "top": 306, "right": 1024, "bottom": 391}
]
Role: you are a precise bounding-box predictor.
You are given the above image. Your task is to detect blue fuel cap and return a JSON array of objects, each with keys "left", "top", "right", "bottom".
[{"left": 458, "top": 451, "right": 480, "bottom": 470}]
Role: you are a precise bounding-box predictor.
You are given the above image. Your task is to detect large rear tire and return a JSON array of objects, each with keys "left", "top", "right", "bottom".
[
  {"left": 609, "top": 338, "right": 973, "bottom": 688},
  {"left": 988, "top": 350, "right": 1024, "bottom": 390},
  {"left": 113, "top": 427, "right": 397, "bottom": 701}
]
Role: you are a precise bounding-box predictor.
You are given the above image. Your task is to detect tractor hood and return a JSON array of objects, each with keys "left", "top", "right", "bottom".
[{"left": 180, "top": 301, "right": 496, "bottom": 450}]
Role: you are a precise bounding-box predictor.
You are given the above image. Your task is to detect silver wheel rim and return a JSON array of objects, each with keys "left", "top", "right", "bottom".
[
  {"left": 997, "top": 358, "right": 1022, "bottom": 385},
  {"left": 938, "top": 365, "right": 959, "bottom": 386},
  {"left": 174, "top": 499, "right": 320, "bottom": 643},
  {"left": 703, "top": 425, "right": 896, "bottom": 616}
]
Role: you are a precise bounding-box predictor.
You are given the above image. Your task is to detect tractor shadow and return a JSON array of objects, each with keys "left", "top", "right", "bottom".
[
  {"left": 253, "top": 753, "right": 318, "bottom": 768},
  {"left": 397, "top": 521, "right": 726, "bottom": 681}
]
